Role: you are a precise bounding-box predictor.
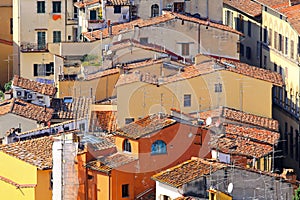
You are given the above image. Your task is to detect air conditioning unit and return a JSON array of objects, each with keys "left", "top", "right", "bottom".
[
  {"left": 26, "top": 92, "right": 36, "bottom": 100},
  {"left": 16, "top": 90, "right": 24, "bottom": 98}
]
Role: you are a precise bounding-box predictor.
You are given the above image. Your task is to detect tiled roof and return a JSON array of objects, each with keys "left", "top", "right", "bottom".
[
  {"left": 116, "top": 58, "right": 283, "bottom": 87},
  {"left": 198, "top": 106, "right": 279, "bottom": 131},
  {"left": 219, "top": 59, "right": 283, "bottom": 86},
  {"left": 210, "top": 133, "right": 273, "bottom": 158},
  {"left": 257, "top": 0, "right": 289, "bottom": 8},
  {"left": 224, "top": 0, "right": 262, "bottom": 17},
  {"left": 83, "top": 12, "right": 242, "bottom": 41},
  {"left": 0, "top": 176, "right": 36, "bottom": 188},
  {"left": 89, "top": 136, "right": 115, "bottom": 151},
  {"left": 13, "top": 75, "right": 57, "bottom": 96},
  {"left": 107, "top": 0, "right": 129, "bottom": 5},
  {"left": 115, "top": 114, "right": 176, "bottom": 139},
  {"left": 0, "top": 136, "right": 53, "bottom": 169},
  {"left": 152, "top": 157, "right": 226, "bottom": 188},
  {"left": 0, "top": 98, "right": 53, "bottom": 123},
  {"left": 51, "top": 97, "right": 92, "bottom": 119},
  {"left": 85, "top": 68, "right": 119, "bottom": 81},
  {"left": 224, "top": 123, "right": 279, "bottom": 145},
  {"left": 124, "top": 58, "right": 167, "bottom": 70},
  {"left": 90, "top": 111, "right": 117, "bottom": 132},
  {"left": 86, "top": 152, "right": 137, "bottom": 173},
  {"left": 74, "top": 0, "right": 100, "bottom": 8}
]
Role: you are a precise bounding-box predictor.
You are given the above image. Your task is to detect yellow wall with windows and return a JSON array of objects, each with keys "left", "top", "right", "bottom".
[
  {"left": 208, "top": 189, "right": 232, "bottom": 200},
  {"left": 35, "top": 170, "right": 52, "bottom": 200},
  {"left": 117, "top": 69, "right": 273, "bottom": 127},
  {"left": 115, "top": 136, "right": 139, "bottom": 156}
]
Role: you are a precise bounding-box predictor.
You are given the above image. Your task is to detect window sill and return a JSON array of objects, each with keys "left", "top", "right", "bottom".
[{"left": 151, "top": 152, "right": 167, "bottom": 155}]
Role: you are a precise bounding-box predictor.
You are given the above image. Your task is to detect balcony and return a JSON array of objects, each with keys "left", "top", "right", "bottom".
[
  {"left": 273, "top": 96, "right": 299, "bottom": 120},
  {"left": 88, "top": 20, "right": 105, "bottom": 30},
  {"left": 20, "top": 42, "right": 48, "bottom": 52}
]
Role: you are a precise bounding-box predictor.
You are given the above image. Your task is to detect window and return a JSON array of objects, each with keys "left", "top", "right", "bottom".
[
  {"left": 291, "top": 40, "right": 294, "bottom": 59},
  {"left": 184, "top": 94, "right": 191, "bottom": 107},
  {"left": 237, "top": 15, "right": 244, "bottom": 33},
  {"left": 162, "top": 195, "right": 171, "bottom": 200},
  {"left": 240, "top": 43, "right": 244, "bottom": 57},
  {"left": 274, "top": 63, "right": 277, "bottom": 72},
  {"left": 247, "top": 21, "right": 251, "bottom": 37},
  {"left": 79, "top": 123, "right": 85, "bottom": 131},
  {"left": 123, "top": 139, "right": 131, "bottom": 152},
  {"left": 181, "top": 43, "right": 189, "bottom": 56},
  {"left": 263, "top": 27, "right": 268, "bottom": 44},
  {"left": 122, "top": 184, "right": 129, "bottom": 198},
  {"left": 246, "top": 46, "right": 251, "bottom": 59},
  {"left": 151, "top": 4, "right": 159, "bottom": 17},
  {"left": 279, "top": 34, "right": 283, "bottom": 52},
  {"left": 49, "top": 172, "right": 53, "bottom": 190},
  {"left": 268, "top": 29, "right": 272, "bottom": 46},
  {"left": 290, "top": 126, "right": 294, "bottom": 158},
  {"left": 114, "top": 5, "right": 121, "bottom": 13},
  {"left": 296, "top": 130, "right": 299, "bottom": 161},
  {"left": 37, "top": 31, "right": 46, "bottom": 50},
  {"left": 74, "top": 6, "right": 78, "bottom": 19},
  {"left": 33, "top": 62, "right": 54, "bottom": 76},
  {"left": 90, "top": 10, "right": 97, "bottom": 20},
  {"left": 52, "top": 1, "right": 61, "bottom": 13},
  {"left": 37, "top": 1, "right": 45, "bottom": 13},
  {"left": 140, "top": 37, "right": 148, "bottom": 45},
  {"left": 125, "top": 118, "right": 134, "bottom": 124},
  {"left": 151, "top": 140, "right": 167, "bottom": 154},
  {"left": 225, "top": 10, "right": 233, "bottom": 27},
  {"left": 285, "top": 37, "right": 288, "bottom": 55},
  {"left": 53, "top": 31, "right": 61, "bottom": 43},
  {"left": 274, "top": 31, "right": 278, "bottom": 49},
  {"left": 215, "top": 83, "right": 222, "bottom": 93},
  {"left": 263, "top": 55, "right": 267, "bottom": 68},
  {"left": 10, "top": 18, "right": 13, "bottom": 34},
  {"left": 256, "top": 41, "right": 260, "bottom": 59}
]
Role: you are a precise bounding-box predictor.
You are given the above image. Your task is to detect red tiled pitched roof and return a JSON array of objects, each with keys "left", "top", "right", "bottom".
[
  {"left": 74, "top": 0, "right": 100, "bottom": 8},
  {"left": 152, "top": 157, "right": 226, "bottom": 188},
  {"left": 0, "top": 136, "right": 53, "bottom": 169},
  {"left": 85, "top": 68, "right": 119, "bottom": 80},
  {"left": 210, "top": 133, "right": 273, "bottom": 158},
  {"left": 198, "top": 106, "right": 279, "bottom": 131},
  {"left": 83, "top": 12, "right": 242, "bottom": 41},
  {"left": 116, "top": 114, "right": 176, "bottom": 139},
  {"left": 13, "top": 75, "right": 57, "bottom": 96},
  {"left": 257, "top": 0, "right": 289, "bottom": 8},
  {"left": 107, "top": 0, "right": 129, "bottom": 5},
  {"left": 0, "top": 176, "right": 36, "bottom": 188},
  {"left": 0, "top": 98, "right": 53, "bottom": 122},
  {"left": 224, "top": 0, "right": 262, "bottom": 17},
  {"left": 86, "top": 152, "right": 137, "bottom": 173},
  {"left": 90, "top": 111, "right": 117, "bottom": 132}
]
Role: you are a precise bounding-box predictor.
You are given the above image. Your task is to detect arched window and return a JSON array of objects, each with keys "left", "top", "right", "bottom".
[
  {"left": 151, "top": 4, "right": 159, "bottom": 18},
  {"left": 151, "top": 140, "right": 167, "bottom": 154},
  {"left": 123, "top": 139, "right": 131, "bottom": 152}
]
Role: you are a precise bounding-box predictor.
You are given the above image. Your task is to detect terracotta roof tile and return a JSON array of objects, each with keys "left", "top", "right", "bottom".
[
  {"left": 198, "top": 106, "right": 279, "bottom": 131},
  {"left": 85, "top": 68, "right": 119, "bottom": 80},
  {"left": 74, "top": 0, "right": 100, "bottom": 8},
  {"left": 115, "top": 114, "right": 176, "bottom": 139},
  {"left": 152, "top": 158, "right": 226, "bottom": 188},
  {"left": 51, "top": 97, "right": 92, "bottom": 120},
  {"left": 90, "top": 111, "right": 117, "bottom": 132},
  {"left": 107, "top": 0, "right": 129, "bottom": 5},
  {"left": 224, "top": 0, "right": 262, "bottom": 17},
  {"left": 86, "top": 152, "right": 137, "bottom": 173},
  {"left": 89, "top": 136, "right": 115, "bottom": 150},
  {"left": 0, "top": 176, "right": 36, "bottom": 188},
  {"left": 257, "top": 0, "right": 289, "bottom": 8},
  {"left": 210, "top": 133, "right": 273, "bottom": 158},
  {"left": 13, "top": 75, "right": 57, "bottom": 96},
  {"left": 83, "top": 12, "right": 242, "bottom": 41},
  {"left": 0, "top": 136, "right": 53, "bottom": 169},
  {"left": 0, "top": 98, "right": 53, "bottom": 122}
]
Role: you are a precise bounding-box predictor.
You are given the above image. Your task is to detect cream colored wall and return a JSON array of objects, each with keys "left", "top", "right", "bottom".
[
  {"left": 136, "top": 0, "right": 161, "bottom": 19},
  {"left": 105, "top": 6, "right": 130, "bottom": 23},
  {"left": 0, "top": 44, "right": 13, "bottom": 87},
  {"left": 20, "top": 52, "right": 54, "bottom": 80},
  {"left": 0, "top": 152, "right": 37, "bottom": 200},
  {"left": 223, "top": 6, "right": 261, "bottom": 67}
]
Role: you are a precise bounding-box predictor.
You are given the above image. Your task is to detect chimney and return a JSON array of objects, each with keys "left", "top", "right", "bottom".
[{"left": 107, "top": 20, "right": 112, "bottom": 36}]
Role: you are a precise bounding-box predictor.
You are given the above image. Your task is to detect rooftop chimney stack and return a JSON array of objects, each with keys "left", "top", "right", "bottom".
[{"left": 107, "top": 20, "right": 112, "bottom": 36}]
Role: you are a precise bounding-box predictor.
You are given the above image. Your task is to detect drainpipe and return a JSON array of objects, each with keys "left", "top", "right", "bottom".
[
  {"left": 198, "top": 23, "right": 201, "bottom": 54},
  {"left": 206, "top": 0, "right": 209, "bottom": 19}
]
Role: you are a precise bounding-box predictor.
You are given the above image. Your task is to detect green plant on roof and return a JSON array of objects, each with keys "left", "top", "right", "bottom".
[
  {"left": 293, "top": 186, "right": 300, "bottom": 200},
  {"left": 0, "top": 90, "right": 4, "bottom": 100},
  {"left": 81, "top": 54, "right": 102, "bottom": 67},
  {"left": 4, "top": 81, "right": 12, "bottom": 92}
]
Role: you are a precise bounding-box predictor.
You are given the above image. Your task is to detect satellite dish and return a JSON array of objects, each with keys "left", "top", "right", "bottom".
[
  {"left": 228, "top": 182, "right": 233, "bottom": 193},
  {"left": 206, "top": 117, "right": 212, "bottom": 126}
]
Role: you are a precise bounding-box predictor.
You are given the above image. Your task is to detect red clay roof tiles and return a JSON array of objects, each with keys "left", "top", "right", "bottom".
[
  {"left": 13, "top": 75, "right": 57, "bottom": 96},
  {"left": 0, "top": 136, "right": 53, "bottom": 169},
  {"left": 224, "top": 0, "right": 262, "bottom": 17},
  {"left": 0, "top": 98, "right": 53, "bottom": 122}
]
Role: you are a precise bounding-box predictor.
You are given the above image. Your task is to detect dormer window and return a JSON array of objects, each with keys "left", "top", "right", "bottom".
[
  {"left": 151, "top": 140, "right": 167, "bottom": 154},
  {"left": 123, "top": 139, "right": 131, "bottom": 153}
]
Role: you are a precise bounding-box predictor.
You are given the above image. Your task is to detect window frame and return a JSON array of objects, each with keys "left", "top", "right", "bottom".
[
  {"left": 183, "top": 94, "right": 191, "bottom": 107},
  {"left": 114, "top": 5, "right": 121, "bottom": 14},
  {"left": 53, "top": 31, "right": 61, "bottom": 43},
  {"left": 37, "top": 1, "right": 45, "bottom": 13},
  {"left": 123, "top": 139, "right": 132, "bottom": 153},
  {"left": 246, "top": 46, "right": 251, "bottom": 60},
  {"left": 122, "top": 184, "right": 129, "bottom": 198},
  {"left": 181, "top": 43, "right": 190, "bottom": 56},
  {"left": 151, "top": 4, "right": 159, "bottom": 17},
  {"left": 215, "top": 83, "right": 222, "bottom": 93},
  {"left": 52, "top": 1, "right": 61, "bottom": 13},
  {"left": 151, "top": 140, "right": 167, "bottom": 155}
]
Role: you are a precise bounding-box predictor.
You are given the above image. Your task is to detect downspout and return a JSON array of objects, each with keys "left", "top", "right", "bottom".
[
  {"left": 260, "top": 12, "right": 263, "bottom": 68},
  {"left": 65, "top": 0, "right": 67, "bottom": 42},
  {"left": 206, "top": 0, "right": 209, "bottom": 19},
  {"left": 198, "top": 23, "right": 201, "bottom": 54}
]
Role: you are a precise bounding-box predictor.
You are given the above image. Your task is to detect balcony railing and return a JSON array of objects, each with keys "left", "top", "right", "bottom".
[
  {"left": 88, "top": 20, "right": 105, "bottom": 30},
  {"left": 273, "top": 96, "right": 300, "bottom": 120},
  {"left": 20, "top": 42, "right": 48, "bottom": 52}
]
